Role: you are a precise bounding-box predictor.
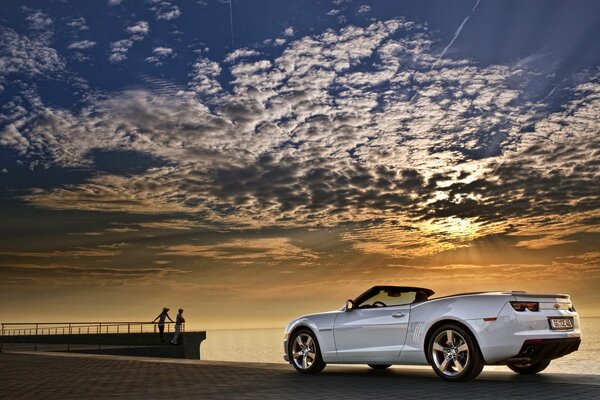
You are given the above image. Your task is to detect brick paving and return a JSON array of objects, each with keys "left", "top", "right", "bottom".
[{"left": 0, "top": 352, "right": 598, "bottom": 399}]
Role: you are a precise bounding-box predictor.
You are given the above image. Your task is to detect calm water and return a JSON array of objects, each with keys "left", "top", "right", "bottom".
[{"left": 202, "top": 317, "right": 600, "bottom": 375}]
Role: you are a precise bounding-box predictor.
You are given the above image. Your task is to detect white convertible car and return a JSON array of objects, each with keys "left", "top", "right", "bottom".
[{"left": 283, "top": 286, "right": 581, "bottom": 381}]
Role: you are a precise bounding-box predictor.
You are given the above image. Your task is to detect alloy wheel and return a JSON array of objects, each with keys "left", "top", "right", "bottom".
[
  {"left": 291, "top": 332, "right": 317, "bottom": 370},
  {"left": 431, "top": 329, "right": 470, "bottom": 377}
]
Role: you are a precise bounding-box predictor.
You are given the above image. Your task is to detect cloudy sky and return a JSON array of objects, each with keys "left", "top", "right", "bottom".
[{"left": 0, "top": 0, "right": 599, "bottom": 328}]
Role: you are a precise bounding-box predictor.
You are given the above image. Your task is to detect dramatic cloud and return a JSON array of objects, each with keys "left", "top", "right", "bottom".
[{"left": 1, "top": 18, "right": 599, "bottom": 260}]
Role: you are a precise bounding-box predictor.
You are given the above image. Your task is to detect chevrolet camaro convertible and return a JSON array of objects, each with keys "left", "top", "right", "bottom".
[{"left": 283, "top": 286, "right": 581, "bottom": 381}]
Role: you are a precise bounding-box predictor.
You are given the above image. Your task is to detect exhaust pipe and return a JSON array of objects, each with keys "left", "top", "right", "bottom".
[{"left": 523, "top": 345, "right": 535, "bottom": 356}]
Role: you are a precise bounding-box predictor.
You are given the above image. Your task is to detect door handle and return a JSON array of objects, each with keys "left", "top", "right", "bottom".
[{"left": 392, "top": 312, "right": 406, "bottom": 318}]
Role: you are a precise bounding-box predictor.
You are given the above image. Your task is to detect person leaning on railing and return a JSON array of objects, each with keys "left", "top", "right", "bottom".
[
  {"left": 170, "top": 309, "right": 185, "bottom": 345},
  {"left": 152, "top": 307, "right": 173, "bottom": 343}
]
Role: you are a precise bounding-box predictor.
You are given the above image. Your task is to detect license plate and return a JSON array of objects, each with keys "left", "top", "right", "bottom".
[{"left": 549, "top": 317, "right": 573, "bottom": 330}]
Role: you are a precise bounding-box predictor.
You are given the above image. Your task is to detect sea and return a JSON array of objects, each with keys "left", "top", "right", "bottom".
[{"left": 202, "top": 316, "right": 600, "bottom": 375}]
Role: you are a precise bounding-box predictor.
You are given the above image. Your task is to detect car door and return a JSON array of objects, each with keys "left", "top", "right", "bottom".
[{"left": 333, "top": 305, "right": 410, "bottom": 360}]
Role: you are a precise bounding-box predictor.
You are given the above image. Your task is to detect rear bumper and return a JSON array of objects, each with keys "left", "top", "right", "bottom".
[{"left": 506, "top": 337, "right": 581, "bottom": 364}]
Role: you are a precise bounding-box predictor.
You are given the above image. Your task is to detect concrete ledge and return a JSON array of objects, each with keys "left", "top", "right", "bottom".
[{"left": 1, "top": 331, "right": 206, "bottom": 359}]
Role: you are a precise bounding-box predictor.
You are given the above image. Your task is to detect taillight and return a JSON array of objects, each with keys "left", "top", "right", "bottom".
[{"left": 510, "top": 301, "right": 539, "bottom": 312}]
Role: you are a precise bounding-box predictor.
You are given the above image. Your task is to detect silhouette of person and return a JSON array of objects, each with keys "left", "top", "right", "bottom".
[
  {"left": 170, "top": 308, "right": 185, "bottom": 345},
  {"left": 153, "top": 307, "right": 173, "bottom": 343}
]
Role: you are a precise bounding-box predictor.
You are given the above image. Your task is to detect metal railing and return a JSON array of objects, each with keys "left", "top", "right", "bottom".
[{"left": 0, "top": 321, "right": 185, "bottom": 353}]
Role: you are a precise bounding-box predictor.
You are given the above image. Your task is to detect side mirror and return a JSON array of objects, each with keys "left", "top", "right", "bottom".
[{"left": 345, "top": 299, "right": 355, "bottom": 312}]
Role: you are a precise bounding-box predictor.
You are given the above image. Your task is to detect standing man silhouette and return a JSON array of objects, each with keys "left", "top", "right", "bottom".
[
  {"left": 171, "top": 308, "right": 185, "bottom": 345},
  {"left": 153, "top": 307, "right": 173, "bottom": 343}
]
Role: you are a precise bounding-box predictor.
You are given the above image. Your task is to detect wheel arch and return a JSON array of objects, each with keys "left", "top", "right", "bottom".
[{"left": 423, "top": 319, "right": 485, "bottom": 363}]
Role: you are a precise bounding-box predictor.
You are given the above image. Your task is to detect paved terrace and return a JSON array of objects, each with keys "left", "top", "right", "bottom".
[{"left": 0, "top": 352, "right": 598, "bottom": 399}]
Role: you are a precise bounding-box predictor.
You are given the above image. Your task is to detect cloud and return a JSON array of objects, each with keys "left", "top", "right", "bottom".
[
  {"left": 152, "top": 47, "right": 173, "bottom": 57},
  {"left": 66, "top": 17, "right": 89, "bottom": 31},
  {"left": 136, "top": 219, "right": 206, "bottom": 230},
  {"left": 109, "top": 21, "right": 150, "bottom": 62},
  {"left": 189, "top": 57, "right": 222, "bottom": 95},
  {"left": 149, "top": 1, "right": 181, "bottom": 20},
  {"left": 126, "top": 21, "right": 150, "bottom": 36},
  {"left": 24, "top": 9, "right": 52, "bottom": 30},
  {"left": 224, "top": 48, "right": 261, "bottom": 63},
  {"left": 357, "top": 5, "right": 371, "bottom": 14},
  {"left": 0, "top": 26, "right": 65, "bottom": 84},
  {"left": 109, "top": 39, "right": 134, "bottom": 62},
  {"left": 2, "top": 18, "right": 599, "bottom": 259},
  {"left": 145, "top": 46, "right": 175, "bottom": 65},
  {"left": 68, "top": 40, "right": 97, "bottom": 50},
  {"left": 0, "top": 124, "right": 30, "bottom": 154},
  {"left": 0, "top": 247, "right": 122, "bottom": 259},
  {"left": 159, "top": 237, "right": 319, "bottom": 263},
  {"left": 0, "top": 264, "right": 189, "bottom": 286}
]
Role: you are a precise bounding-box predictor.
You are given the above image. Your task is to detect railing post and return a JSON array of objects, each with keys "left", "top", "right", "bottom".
[
  {"left": 67, "top": 323, "right": 71, "bottom": 352},
  {"left": 127, "top": 323, "right": 130, "bottom": 350},
  {"left": 34, "top": 324, "right": 38, "bottom": 352},
  {"left": 0, "top": 323, "right": 4, "bottom": 353},
  {"left": 98, "top": 323, "right": 101, "bottom": 350}
]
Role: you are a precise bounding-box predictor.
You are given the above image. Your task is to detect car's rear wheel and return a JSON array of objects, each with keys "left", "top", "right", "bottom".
[
  {"left": 427, "top": 324, "right": 484, "bottom": 382},
  {"left": 507, "top": 360, "right": 551, "bottom": 375},
  {"left": 368, "top": 364, "right": 391, "bottom": 370},
  {"left": 289, "top": 328, "right": 326, "bottom": 374}
]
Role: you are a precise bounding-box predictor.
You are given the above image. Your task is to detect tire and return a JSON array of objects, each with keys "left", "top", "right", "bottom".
[
  {"left": 507, "top": 360, "right": 551, "bottom": 375},
  {"left": 368, "top": 364, "right": 391, "bottom": 370},
  {"left": 288, "top": 328, "right": 326, "bottom": 374},
  {"left": 427, "top": 323, "right": 484, "bottom": 382}
]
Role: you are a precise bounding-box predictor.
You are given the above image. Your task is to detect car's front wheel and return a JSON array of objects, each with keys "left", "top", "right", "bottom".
[
  {"left": 507, "top": 360, "right": 551, "bottom": 375},
  {"left": 289, "top": 328, "right": 326, "bottom": 374},
  {"left": 427, "top": 324, "right": 484, "bottom": 382}
]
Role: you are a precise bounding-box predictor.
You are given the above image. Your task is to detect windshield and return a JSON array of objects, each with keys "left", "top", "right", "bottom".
[{"left": 356, "top": 288, "right": 426, "bottom": 308}]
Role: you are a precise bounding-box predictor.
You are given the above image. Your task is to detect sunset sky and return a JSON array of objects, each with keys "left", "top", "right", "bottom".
[{"left": 0, "top": 0, "right": 599, "bottom": 329}]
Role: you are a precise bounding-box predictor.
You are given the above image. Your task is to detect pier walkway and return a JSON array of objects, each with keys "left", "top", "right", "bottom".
[
  {"left": 1, "top": 321, "right": 206, "bottom": 359},
  {"left": 0, "top": 351, "right": 598, "bottom": 399}
]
